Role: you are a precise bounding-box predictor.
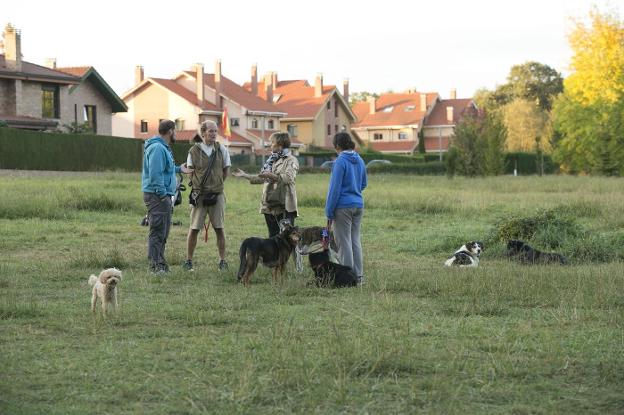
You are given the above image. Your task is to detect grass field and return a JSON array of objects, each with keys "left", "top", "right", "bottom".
[{"left": 1, "top": 170, "right": 623, "bottom": 414}]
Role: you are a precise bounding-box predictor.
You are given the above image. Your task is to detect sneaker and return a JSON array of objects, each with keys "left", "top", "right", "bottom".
[
  {"left": 218, "top": 259, "right": 228, "bottom": 271},
  {"left": 182, "top": 259, "right": 194, "bottom": 272},
  {"left": 356, "top": 276, "right": 364, "bottom": 286},
  {"left": 151, "top": 267, "right": 169, "bottom": 275}
]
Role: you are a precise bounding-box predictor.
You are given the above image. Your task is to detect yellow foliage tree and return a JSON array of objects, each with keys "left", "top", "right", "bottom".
[
  {"left": 502, "top": 99, "right": 551, "bottom": 153},
  {"left": 566, "top": 8, "right": 624, "bottom": 105}
]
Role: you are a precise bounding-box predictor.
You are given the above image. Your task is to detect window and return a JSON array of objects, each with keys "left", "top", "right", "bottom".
[
  {"left": 382, "top": 106, "right": 393, "bottom": 113},
  {"left": 175, "top": 118, "right": 185, "bottom": 131},
  {"left": 334, "top": 102, "right": 338, "bottom": 117},
  {"left": 41, "top": 85, "right": 59, "bottom": 118},
  {"left": 230, "top": 118, "right": 240, "bottom": 127},
  {"left": 84, "top": 105, "right": 97, "bottom": 133},
  {"left": 404, "top": 105, "right": 415, "bottom": 112},
  {"left": 140, "top": 120, "right": 148, "bottom": 133},
  {"left": 251, "top": 118, "right": 258, "bottom": 129},
  {"left": 287, "top": 124, "right": 298, "bottom": 137},
  {"left": 327, "top": 100, "right": 331, "bottom": 110},
  {"left": 398, "top": 132, "right": 408, "bottom": 140},
  {"left": 327, "top": 124, "right": 331, "bottom": 136},
  {"left": 268, "top": 119, "right": 274, "bottom": 129},
  {"left": 373, "top": 133, "right": 383, "bottom": 140},
  {"left": 335, "top": 124, "right": 338, "bottom": 133}
]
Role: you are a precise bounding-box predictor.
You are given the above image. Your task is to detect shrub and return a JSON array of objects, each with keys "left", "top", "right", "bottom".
[{"left": 492, "top": 209, "right": 580, "bottom": 248}]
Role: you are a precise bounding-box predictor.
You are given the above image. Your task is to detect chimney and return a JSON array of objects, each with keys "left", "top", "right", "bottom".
[
  {"left": 135, "top": 65, "right": 144, "bottom": 85},
  {"left": 314, "top": 73, "right": 323, "bottom": 98},
  {"left": 3, "top": 23, "right": 22, "bottom": 71},
  {"left": 446, "top": 106, "right": 454, "bottom": 123},
  {"left": 193, "top": 63, "right": 204, "bottom": 103},
  {"left": 450, "top": 88, "right": 457, "bottom": 99},
  {"left": 214, "top": 60, "right": 222, "bottom": 108},
  {"left": 367, "top": 96, "right": 376, "bottom": 114},
  {"left": 271, "top": 71, "right": 277, "bottom": 88},
  {"left": 264, "top": 73, "right": 273, "bottom": 103},
  {"left": 44, "top": 58, "right": 56, "bottom": 69},
  {"left": 420, "top": 93, "right": 427, "bottom": 111},
  {"left": 250, "top": 64, "right": 258, "bottom": 95},
  {"left": 343, "top": 78, "right": 349, "bottom": 103}
]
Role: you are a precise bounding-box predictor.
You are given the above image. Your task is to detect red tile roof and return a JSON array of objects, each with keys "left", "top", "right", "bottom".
[
  {"left": 352, "top": 92, "right": 439, "bottom": 128},
  {"left": 56, "top": 66, "right": 91, "bottom": 77},
  {"left": 183, "top": 72, "right": 283, "bottom": 114},
  {"left": 150, "top": 78, "right": 221, "bottom": 112},
  {"left": 244, "top": 79, "right": 350, "bottom": 119},
  {"left": 424, "top": 99, "right": 476, "bottom": 126},
  {"left": 0, "top": 54, "right": 80, "bottom": 84},
  {"left": 367, "top": 140, "right": 417, "bottom": 153}
]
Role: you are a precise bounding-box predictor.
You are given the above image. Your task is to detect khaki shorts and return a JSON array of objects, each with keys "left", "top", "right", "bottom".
[{"left": 189, "top": 193, "right": 226, "bottom": 230}]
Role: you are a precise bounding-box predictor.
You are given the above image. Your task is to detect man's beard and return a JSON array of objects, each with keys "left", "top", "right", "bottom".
[{"left": 170, "top": 135, "right": 176, "bottom": 143}]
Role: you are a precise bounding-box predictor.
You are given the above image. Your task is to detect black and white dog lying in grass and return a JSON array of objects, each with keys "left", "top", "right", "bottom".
[
  {"left": 444, "top": 241, "right": 484, "bottom": 267},
  {"left": 506, "top": 240, "right": 568, "bottom": 265}
]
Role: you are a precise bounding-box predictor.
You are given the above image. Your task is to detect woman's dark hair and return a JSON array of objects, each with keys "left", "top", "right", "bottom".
[
  {"left": 271, "top": 132, "right": 291, "bottom": 149},
  {"left": 158, "top": 119, "right": 175, "bottom": 135},
  {"left": 333, "top": 132, "right": 355, "bottom": 150}
]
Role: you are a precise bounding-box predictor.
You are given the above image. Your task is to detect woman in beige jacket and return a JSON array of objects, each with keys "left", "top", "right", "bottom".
[{"left": 233, "top": 132, "right": 299, "bottom": 237}]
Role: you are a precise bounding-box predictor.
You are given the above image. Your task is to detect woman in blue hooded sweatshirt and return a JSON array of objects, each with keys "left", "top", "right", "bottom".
[{"left": 325, "top": 132, "right": 367, "bottom": 285}]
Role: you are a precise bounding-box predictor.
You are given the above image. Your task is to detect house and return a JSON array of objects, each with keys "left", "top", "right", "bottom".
[
  {"left": 421, "top": 92, "right": 478, "bottom": 154},
  {"left": 0, "top": 24, "right": 126, "bottom": 133},
  {"left": 0, "top": 24, "right": 79, "bottom": 130},
  {"left": 244, "top": 67, "right": 356, "bottom": 150},
  {"left": 113, "top": 61, "right": 292, "bottom": 155},
  {"left": 55, "top": 64, "right": 128, "bottom": 135},
  {"left": 351, "top": 89, "right": 477, "bottom": 154},
  {"left": 351, "top": 90, "right": 439, "bottom": 153}
]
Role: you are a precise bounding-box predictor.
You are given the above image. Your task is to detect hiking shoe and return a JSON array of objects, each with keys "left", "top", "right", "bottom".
[
  {"left": 182, "top": 259, "right": 194, "bottom": 272},
  {"left": 218, "top": 259, "right": 228, "bottom": 271},
  {"left": 356, "top": 276, "right": 364, "bottom": 287}
]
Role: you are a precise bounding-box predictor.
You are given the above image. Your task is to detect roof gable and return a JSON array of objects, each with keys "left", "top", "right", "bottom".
[
  {"left": 58, "top": 66, "right": 128, "bottom": 113},
  {"left": 0, "top": 54, "right": 80, "bottom": 84}
]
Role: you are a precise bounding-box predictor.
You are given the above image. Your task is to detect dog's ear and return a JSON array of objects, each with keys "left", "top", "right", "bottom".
[{"left": 477, "top": 241, "right": 484, "bottom": 250}]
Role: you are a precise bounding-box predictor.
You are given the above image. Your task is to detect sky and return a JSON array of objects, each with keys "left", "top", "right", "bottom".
[{"left": 3, "top": 0, "right": 622, "bottom": 100}]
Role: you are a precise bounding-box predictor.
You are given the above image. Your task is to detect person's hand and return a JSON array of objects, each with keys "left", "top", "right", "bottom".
[
  {"left": 180, "top": 163, "right": 193, "bottom": 174},
  {"left": 232, "top": 168, "right": 247, "bottom": 178}
]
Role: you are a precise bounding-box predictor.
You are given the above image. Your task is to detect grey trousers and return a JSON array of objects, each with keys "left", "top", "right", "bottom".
[
  {"left": 333, "top": 207, "right": 364, "bottom": 277},
  {"left": 143, "top": 193, "right": 172, "bottom": 271}
]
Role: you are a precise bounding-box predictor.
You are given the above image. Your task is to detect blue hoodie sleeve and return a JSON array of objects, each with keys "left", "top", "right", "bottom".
[
  {"left": 148, "top": 145, "right": 167, "bottom": 197},
  {"left": 361, "top": 158, "right": 368, "bottom": 191},
  {"left": 325, "top": 158, "right": 345, "bottom": 220}
]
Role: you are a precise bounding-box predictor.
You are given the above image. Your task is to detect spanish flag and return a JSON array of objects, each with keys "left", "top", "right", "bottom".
[{"left": 221, "top": 106, "right": 231, "bottom": 140}]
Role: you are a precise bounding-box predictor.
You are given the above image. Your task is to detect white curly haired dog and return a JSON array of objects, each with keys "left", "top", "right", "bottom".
[{"left": 88, "top": 268, "right": 122, "bottom": 313}]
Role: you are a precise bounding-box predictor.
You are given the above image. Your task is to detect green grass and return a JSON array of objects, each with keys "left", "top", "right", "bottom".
[{"left": 1, "top": 171, "right": 623, "bottom": 414}]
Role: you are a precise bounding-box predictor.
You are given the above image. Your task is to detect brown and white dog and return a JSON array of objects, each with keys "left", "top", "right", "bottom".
[{"left": 88, "top": 268, "right": 122, "bottom": 313}]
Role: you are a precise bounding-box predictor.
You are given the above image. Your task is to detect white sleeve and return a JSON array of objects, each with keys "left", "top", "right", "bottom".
[
  {"left": 186, "top": 152, "right": 193, "bottom": 167},
  {"left": 223, "top": 146, "right": 232, "bottom": 167}
]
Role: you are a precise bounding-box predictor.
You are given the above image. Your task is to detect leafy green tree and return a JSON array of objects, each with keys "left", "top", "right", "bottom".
[
  {"left": 506, "top": 62, "right": 563, "bottom": 111},
  {"left": 447, "top": 111, "right": 506, "bottom": 176},
  {"left": 552, "top": 8, "right": 624, "bottom": 175},
  {"left": 349, "top": 91, "right": 379, "bottom": 105}
]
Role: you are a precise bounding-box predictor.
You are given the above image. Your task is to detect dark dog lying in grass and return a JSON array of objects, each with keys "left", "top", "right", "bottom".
[
  {"left": 297, "top": 226, "right": 357, "bottom": 288},
  {"left": 237, "top": 224, "right": 301, "bottom": 287},
  {"left": 506, "top": 240, "right": 568, "bottom": 264}
]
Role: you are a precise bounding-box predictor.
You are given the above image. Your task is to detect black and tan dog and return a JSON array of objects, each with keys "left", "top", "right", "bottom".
[
  {"left": 506, "top": 240, "right": 568, "bottom": 264},
  {"left": 237, "top": 224, "right": 301, "bottom": 286},
  {"left": 297, "top": 226, "right": 357, "bottom": 288}
]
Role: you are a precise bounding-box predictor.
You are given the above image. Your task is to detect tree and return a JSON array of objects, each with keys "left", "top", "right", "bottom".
[
  {"left": 506, "top": 62, "right": 563, "bottom": 111},
  {"left": 446, "top": 111, "right": 506, "bottom": 176},
  {"left": 349, "top": 91, "right": 379, "bottom": 105},
  {"left": 552, "top": 8, "right": 624, "bottom": 175},
  {"left": 502, "top": 98, "right": 550, "bottom": 153}
]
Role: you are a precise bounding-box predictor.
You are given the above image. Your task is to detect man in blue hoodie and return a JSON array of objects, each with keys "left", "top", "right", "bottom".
[
  {"left": 142, "top": 119, "right": 191, "bottom": 273},
  {"left": 325, "top": 132, "right": 367, "bottom": 285}
]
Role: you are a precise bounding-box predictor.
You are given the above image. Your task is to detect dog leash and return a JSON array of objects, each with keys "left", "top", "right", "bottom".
[{"left": 322, "top": 219, "right": 332, "bottom": 250}]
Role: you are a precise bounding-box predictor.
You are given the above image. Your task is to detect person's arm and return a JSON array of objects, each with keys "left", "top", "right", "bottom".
[
  {"left": 276, "top": 157, "right": 298, "bottom": 184},
  {"left": 147, "top": 146, "right": 167, "bottom": 197},
  {"left": 222, "top": 148, "right": 231, "bottom": 181},
  {"left": 325, "top": 159, "right": 345, "bottom": 220},
  {"left": 232, "top": 168, "right": 264, "bottom": 184},
  {"left": 361, "top": 160, "right": 368, "bottom": 191},
  {"left": 223, "top": 166, "right": 230, "bottom": 181}
]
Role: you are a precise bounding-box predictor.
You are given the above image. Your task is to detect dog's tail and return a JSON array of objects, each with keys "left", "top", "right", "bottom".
[
  {"left": 237, "top": 244, "right": 248, "bottom": 281},
  {"left": 88, "top": 274, "right": 98, "bottom": 286}
]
